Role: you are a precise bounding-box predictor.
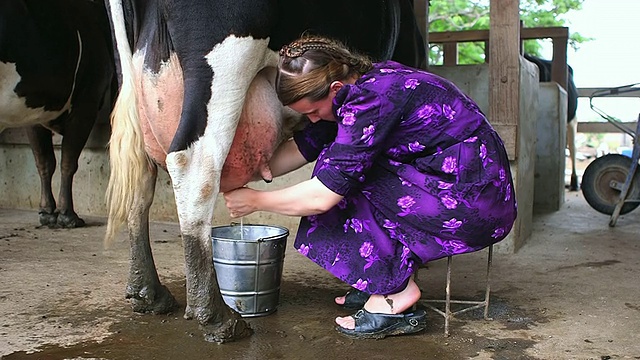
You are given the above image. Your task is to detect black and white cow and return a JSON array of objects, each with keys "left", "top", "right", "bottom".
[
  {"left": 524, "top": 54, "right": 580, "bottom": 191},
  {"left": 0, "top": 0, "right": 117, "bottom": 227},
  {"left": 105, "top": 0, "right": 424, "bottom": 343}
]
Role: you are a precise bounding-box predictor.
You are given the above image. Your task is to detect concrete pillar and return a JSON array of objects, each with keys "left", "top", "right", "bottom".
[{"left": 534, "top": 83, "right": 568, "bottom": 213}]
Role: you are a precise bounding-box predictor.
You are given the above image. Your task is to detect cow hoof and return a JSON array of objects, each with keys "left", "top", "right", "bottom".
[
  {"left": 38, "top": 210, "right": 58, "bottom": 228},
  {"left": 127, "top": 284, "right": 178, "bottom": 314},
  {"left": 184, "top": 305, "right": 195, "bottom": 320},
  {"left": 57, "top": 212, "right": 86, "bottom": 228},
  {"left": 201, "top": 311, "right": 253, "bottom": 344}
]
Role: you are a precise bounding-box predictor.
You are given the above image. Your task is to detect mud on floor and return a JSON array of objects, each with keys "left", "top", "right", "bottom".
[{"left": 1, "top": 277, "right": 541, "bottom": 360}]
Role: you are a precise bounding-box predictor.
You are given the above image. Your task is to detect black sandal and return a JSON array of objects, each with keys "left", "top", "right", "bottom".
[
  {"left": 340, "top": 289, "right": 371, "bottom": 310},
  {"left": 336, "top": 308, "right": 427, "bottom": 339}
]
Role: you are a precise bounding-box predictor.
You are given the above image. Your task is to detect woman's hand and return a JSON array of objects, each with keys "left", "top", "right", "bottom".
[
  {"left": 223, "top": 187, "right": 259, "bottom": 218},
  {"left": 223, "top": 177, "right": 343, "bottom": 218}
]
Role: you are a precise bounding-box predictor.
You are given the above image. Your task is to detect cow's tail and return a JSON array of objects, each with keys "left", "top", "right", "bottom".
[{"left": 104, "top": 0, "right": 150, "bottom": 247}]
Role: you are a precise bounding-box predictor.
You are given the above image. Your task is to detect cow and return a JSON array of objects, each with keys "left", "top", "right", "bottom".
[
  {"left": 524, "top": 54, "right": 580, "bottom": 191},
  {"left": 104, "top": 0, "right": 425, "bottom": 343},
  {"left": 0, "top": 0, "right": 117, "bottom": 227}
]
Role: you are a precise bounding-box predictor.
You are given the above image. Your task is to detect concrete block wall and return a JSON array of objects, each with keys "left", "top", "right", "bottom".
[
  {"left": 0, "top": 127, "right": 311, "bottom": 237},
  {"left": 430, "top": 60, "right": 538, "bottom": 253}
]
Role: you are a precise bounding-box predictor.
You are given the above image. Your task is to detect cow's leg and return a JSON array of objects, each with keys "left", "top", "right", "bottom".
[
  {"left": 168, "top": 147, "right": 253, "bottom": 343},
  {"left": 105, "top": 0, "right": 177, "bottom": 316},
  {"left": 167, "top": 149, "right": 252, "bottom": 343},
  {"left": 55, "top": 111, "right": 98, "bottom": 228},
  {"left": 25, "top": 125, "right": 58, "bottom": 227},
  {"left": 125, "top": 162, "right": 178, "bottom": 313},
  {"left": 165, "top": 37, "right": 273, "bottom": 343},
  {"left": 567, "top": 116, "right": 579, "bottom": 191}
]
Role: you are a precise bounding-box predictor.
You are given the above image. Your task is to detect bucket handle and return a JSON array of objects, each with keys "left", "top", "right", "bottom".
[{"left": 224, "top": 223, "right": 289, "bottom": 242}]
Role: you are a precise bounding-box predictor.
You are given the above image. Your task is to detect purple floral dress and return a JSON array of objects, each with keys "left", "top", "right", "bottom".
[{"left": 292, "top": 60, "right": 517, "bottom": 295}]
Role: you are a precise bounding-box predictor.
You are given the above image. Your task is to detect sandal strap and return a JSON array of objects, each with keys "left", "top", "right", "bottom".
[{"left": 343, "top": 290, "right": 371, "bottom": 310}]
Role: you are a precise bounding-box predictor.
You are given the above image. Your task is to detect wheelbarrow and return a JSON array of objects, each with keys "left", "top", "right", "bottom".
[{"left": 581, "top": 83, "right": 640, "bottom": 226}]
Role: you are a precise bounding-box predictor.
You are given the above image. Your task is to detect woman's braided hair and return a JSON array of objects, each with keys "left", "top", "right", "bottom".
[{"left": 276, "top": 35, "right": 373, "bottom": 106}]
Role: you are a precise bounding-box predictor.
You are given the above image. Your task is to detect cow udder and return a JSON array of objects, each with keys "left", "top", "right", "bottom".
[{"left": 220, "top": 68, "right": 288, "bottom": 193}]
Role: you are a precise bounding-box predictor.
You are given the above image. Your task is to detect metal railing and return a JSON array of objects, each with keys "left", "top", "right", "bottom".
[{"left": 577, "top": 85, "right": 640, "bottom": 134}]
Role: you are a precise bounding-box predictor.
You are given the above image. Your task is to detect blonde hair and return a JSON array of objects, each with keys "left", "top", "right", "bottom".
[{"left": 276, "top": 35, "right": 373, "bottom": 106}]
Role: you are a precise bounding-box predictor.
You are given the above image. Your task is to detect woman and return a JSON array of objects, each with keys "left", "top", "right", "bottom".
[{"left": 223, "top": 35, "right": 517, "bottom": 339}]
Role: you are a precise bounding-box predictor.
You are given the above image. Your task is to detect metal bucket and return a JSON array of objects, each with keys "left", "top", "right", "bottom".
[{"left": 211, "top": 224, "right": 289, "bottom": 317}]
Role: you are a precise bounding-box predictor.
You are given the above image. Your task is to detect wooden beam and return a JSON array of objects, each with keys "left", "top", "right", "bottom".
[
  {"left": 489, "top": 0, "right": 520, "bottom": 159},
  {"left": 521, "top": 27, "right": 569, "bottom": 40},
  {"left": 429, "top": 27, "right": 569, "bottom": 44},
  {"left": 429, "top": 29, "right": 491, "bottom": 43},
  {"left": 577, "top": 87, "right": 640, "bottom": 98},
  {"left": 432, "top": 26, "right": 570, "bottom": 95},
  {"left": 551, "top": 36, "right": 568, "bottom": 91},
  {"left": 578, "top": 122, "right": 638, "bottom": 134}
]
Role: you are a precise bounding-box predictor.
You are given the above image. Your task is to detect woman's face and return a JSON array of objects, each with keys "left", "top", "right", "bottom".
[
  {"left": 287, "top": 80, "right": 347, "bottom": 122},
  {"left": 288, "top": 94, "right": 336, "bottom": 122}
]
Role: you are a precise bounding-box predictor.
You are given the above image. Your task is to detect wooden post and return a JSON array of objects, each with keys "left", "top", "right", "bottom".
[
  {"left": 443, "top": 42, "right": 458, "bottom": 66},
  {"left": 489, "top": 0, "right": 520, "bottom": 160},
  {"left": 551, "top": 35, "right": 569, "bottom": 92}
]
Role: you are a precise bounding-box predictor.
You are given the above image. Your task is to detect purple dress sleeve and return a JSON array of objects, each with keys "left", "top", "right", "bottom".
[
  {"left": 314, "top": 86, "right": 405, "bottom": 196},
  {"left": 293, "top": 120, "right": 337, "bottom": 162}
]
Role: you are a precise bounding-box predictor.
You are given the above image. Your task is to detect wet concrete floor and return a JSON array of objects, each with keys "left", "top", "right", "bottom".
[
  {"left": 1, "top": 190, "right": 639, "bottom": 359},
  {"left": 1, "top": 276, "right": 541, "bottom": 360}
]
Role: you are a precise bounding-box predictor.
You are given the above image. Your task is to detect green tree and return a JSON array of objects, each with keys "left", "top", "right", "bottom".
[{"left": 428, "top": 0, "right": 591, "bottom": 65}]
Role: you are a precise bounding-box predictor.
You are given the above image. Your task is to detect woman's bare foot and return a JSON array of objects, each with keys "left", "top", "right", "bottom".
[
  {"left": 335, "top": 293, "right": 347, "bottom": 306},
  {"left": 335, "top": 278, "right": 421, "bottom": 330}
]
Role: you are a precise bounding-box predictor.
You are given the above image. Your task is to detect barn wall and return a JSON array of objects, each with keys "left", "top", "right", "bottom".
[
  {"left": 430, "top": 60, "right": 538, "bottom": 253},
  {"left": 0, "top": 126, "right": 311, "bottom": 235}
]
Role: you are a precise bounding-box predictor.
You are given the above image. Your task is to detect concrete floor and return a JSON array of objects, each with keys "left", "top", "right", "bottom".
[{"left": 1, "top": 189, "right": 639, "bottom": 360}]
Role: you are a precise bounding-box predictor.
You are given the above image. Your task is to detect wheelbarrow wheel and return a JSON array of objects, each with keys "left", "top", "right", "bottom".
[{"left": 581, "top": 154, "right": 640, "bottom": 215}]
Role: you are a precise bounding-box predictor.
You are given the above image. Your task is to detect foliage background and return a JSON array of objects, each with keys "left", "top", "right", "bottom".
[{"left": 428, "top": 0, "right": 590, "bottom": 65}]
